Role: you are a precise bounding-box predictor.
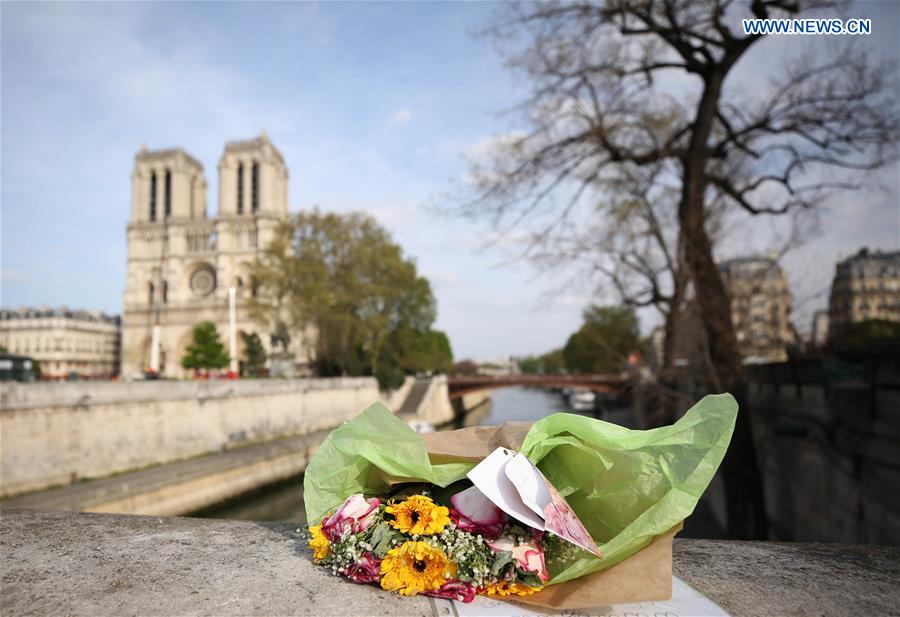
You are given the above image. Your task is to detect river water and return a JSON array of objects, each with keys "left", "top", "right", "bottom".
[{"left": 191, "top": 387, "right": 635, "bottom": 524}]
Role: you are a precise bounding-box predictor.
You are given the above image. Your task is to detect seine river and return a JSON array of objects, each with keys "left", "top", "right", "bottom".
[{"left": 191, "top": 387, "right": 634, "bottom": 524}]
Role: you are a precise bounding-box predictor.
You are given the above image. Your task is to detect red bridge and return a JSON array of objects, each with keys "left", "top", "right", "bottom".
[{"left": 446, "top": 373, "right": 627, "bottom": 400}]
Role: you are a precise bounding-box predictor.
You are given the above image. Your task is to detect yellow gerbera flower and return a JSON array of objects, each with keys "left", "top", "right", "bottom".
[
  {"left": 308, "top": 524, "right": 331, "bottom": 561},
  {"left": 385, "top": 495, "right": 450, "bottom": 535},
  {"left": 380, "top": 541, "right": 456, "bottom": 597},
  {"left": 481, "top": 581, "right": 543, "bottom": 597}
]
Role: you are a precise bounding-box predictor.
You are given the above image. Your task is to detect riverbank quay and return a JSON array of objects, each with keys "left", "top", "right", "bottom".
[
  {"left": 1, "top": 376, "right": 474, "bottom": 516},
  {"left": 0, "top": 377, "right": 383, "bottom": 498},
  {"left": 2, "top": 510, "right": 897, "bottom": 617},
  {"left": 0, "top": 431, "right": 325, "bottom": 516}
]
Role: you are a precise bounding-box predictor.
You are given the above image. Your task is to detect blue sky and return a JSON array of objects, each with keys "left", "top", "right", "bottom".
[{"left": 2, "top": 1, "right": 898, "bottom": 361}]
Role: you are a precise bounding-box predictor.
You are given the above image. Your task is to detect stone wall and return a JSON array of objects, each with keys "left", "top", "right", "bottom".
[
  {"left": 745, "top": 350, "right": 900, "bottom": 545},
  {"left": 0, "top": 378, "right": 381, "bottom": 497},
  {"left": 410, "top": 374, "right": 455, "bottom": 425}
]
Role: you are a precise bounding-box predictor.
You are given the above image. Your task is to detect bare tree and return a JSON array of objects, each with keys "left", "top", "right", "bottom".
[
  {"left": 528, "top": 165, "right": 690, "bottom": 366},
  {"left": 456, "top": 0, "right": 898, "bottom": 538}
]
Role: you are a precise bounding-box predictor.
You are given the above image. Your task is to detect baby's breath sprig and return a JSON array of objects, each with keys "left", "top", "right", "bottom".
[{"left": 424, "top": 525, "right": 494, "bottom": 584}]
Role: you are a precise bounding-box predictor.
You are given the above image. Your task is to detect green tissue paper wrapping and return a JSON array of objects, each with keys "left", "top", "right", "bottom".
[{"left": 304, "top": 393, "right": 737, "bottom": 585}]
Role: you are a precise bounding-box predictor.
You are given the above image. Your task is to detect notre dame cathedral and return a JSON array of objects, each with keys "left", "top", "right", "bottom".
[{"left": 120, "top": 133, "right": 308, "bottom": 378}]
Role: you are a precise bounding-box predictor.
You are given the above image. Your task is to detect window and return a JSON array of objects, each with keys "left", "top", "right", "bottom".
[
  {"left": 149, "top": 172, "right": 157, "bottom": 221},
  {"left": 164, "top": 169, "right": 172, "bottom": 218},
  {"left": 148, "top": 282, "right": 155, "bottom": 305},
  {"left": 252, "top": 161, "right": 260, "bottom": 213},
  {"left": 237, "top": 163, "right": 244, "bottom": 214},
  {"left": 162, "top": 281, "right": 168, "bottom": 304}
]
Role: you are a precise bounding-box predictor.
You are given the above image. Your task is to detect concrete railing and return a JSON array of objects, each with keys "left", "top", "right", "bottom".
[{"left": 1, "top": 509, "right": 897, "bottom": 616}]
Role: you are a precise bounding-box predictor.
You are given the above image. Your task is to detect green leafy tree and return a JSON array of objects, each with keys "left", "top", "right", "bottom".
[
  {"left": 241, "top": 332, "right": 267, "bottom": 377},
  {"left": 518, "top": 349, "right": 564, "bottom": 374},
  {"left": 393, "top": 328, "right": 454, "bottom": 376},
  {"left": 425, "top": 331, "right": 454, "bottom": 374},
  {"left": 249, "top": 210, "right": 446, "bottom": 389},
  {"left": 181, "top": 321, "right": 230, "bottom": 373},
  {"left": 518, "top": 356, "right": 540, "bottom": 374},
  {"left": 540, "top": 349, "right": 565, "bottom": 374},
  {"left": 563, "top": 306, "right": 640, "bottom": 373}
]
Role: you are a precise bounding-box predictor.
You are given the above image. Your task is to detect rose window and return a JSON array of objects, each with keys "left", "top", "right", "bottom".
[{"left": 190, "top": 266, "right": 216, "bottom": 297}]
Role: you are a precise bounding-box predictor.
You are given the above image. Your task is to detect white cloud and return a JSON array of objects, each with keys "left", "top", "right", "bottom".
[
  {"left": 422, "top": 269, "right": 459, "bottom": 286},
  {"left": 1, "top": 270, "right": 31, "bottom": 284},
  {"left": 386, "top": 109, "right": 414, "bottom": 129}
]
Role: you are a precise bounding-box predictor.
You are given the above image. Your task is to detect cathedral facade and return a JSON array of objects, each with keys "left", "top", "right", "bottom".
[{"left": 121, "top": 133, "right": 302, "bottom": 378}]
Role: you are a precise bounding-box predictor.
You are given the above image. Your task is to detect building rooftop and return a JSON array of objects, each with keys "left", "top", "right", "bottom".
[
  {"left": 841, "top": 247, "right": 900, "bottom": 263},
  {"left": 718, "top": 256, "right": 784, "bottom": 279},
  {"left": 135, "top": 146, "right": 204, "bottom": 171},
  {"left": 835, "top": 248, "right": 900, "bottom": 279},
  {"left": 222, "top": 131, "right": 285, "bottom": 165},
  {"left": 0, "top": 307, "right": 120, "bottom": 325}
]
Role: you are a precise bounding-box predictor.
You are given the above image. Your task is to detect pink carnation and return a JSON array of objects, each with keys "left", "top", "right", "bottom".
[
  {"left": 321, "top": 494, "right": 381, "bottom": 541},
  {"left": 425, "top": 580, "right": 477, "bottom": 603},
  {"left": 345, "top": 552, "right": 381, "bottom": 584},
  {"left": 449, "top": 486, "right": 507, "bottom": 539}
]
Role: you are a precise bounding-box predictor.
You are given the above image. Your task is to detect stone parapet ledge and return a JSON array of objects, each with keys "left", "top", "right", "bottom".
[
  {"left": 2, "top": 509, "right": 898, "bottom": 616},
  {"left": 0, "top": 377, "right": 380, "bottom": 410}
]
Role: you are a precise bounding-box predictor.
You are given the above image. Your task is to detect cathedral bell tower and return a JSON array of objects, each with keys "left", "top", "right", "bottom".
[
  {"left": 122, "top": 147, "right": 207, "bottom": 377},
  {"left": 130, "top": 146, "right": 207, "bottom": 223},
  {"left": 217, "top": 131, "right": 289, "bottom": 219},
  {"left": 120, "top": 134, "right": 298, "bottom": 379}
]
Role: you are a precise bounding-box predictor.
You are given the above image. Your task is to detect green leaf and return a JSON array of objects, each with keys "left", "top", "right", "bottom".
[
  {"left": 515, "top": 568, "right": 544, "bottom": 588},
  {"left": 490, "top": 550, "right": 515, "bottom": 578},
  {"left": 369, "top": 523, "right": 403, "bottom": 558}
]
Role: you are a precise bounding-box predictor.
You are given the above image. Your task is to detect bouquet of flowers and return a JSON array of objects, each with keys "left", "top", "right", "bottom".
[
  {"left": 307, "top": 489, "right": 553, "bottom": 602},
  {"left": 304, "top": 394, "right": 737, "bottom": 609}
]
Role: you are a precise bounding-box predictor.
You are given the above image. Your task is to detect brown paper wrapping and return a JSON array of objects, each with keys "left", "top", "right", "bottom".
[
  {"left": 516, "top": 523, "right": 681, "bottom": 609},
  {"left": 420, "top": 422, "right": 680, "bottom": 609}
]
